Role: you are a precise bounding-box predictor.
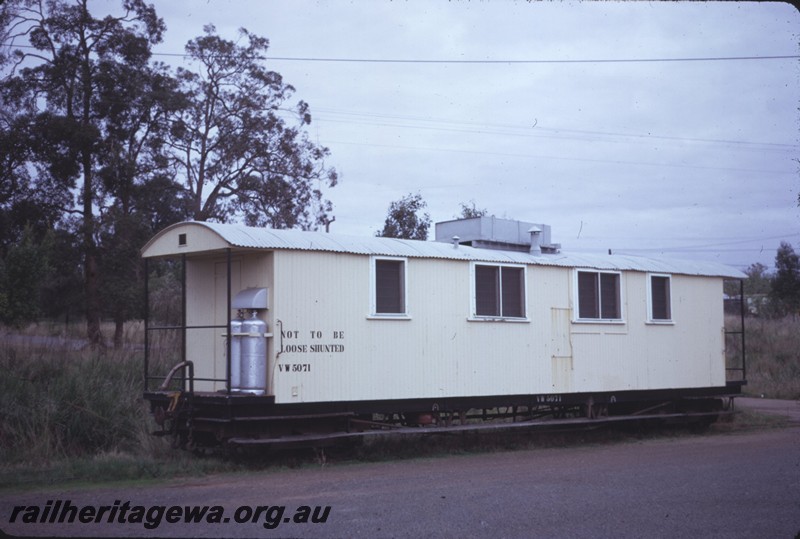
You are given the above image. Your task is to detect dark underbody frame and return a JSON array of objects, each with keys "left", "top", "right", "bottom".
[
  {"left": 144, "top": 383, "right": 746, "bottom": 452},
  {"left": 142, "top": 250, "right": 747, "bottom": 453}
]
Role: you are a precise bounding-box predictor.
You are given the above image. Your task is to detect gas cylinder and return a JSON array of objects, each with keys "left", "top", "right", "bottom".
[
  {"left": 229, "top": 316, "right": 243, "bottom": 391},
  {"left": 240, "top": 311, "right": 267, "bottom": 395}
]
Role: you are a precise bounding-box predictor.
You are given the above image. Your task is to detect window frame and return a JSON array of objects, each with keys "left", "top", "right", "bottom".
[
  {"left": 368, "top": 256, "right": 410, "bottom": 319},
  {"left": 469, "top": 262, "right": 529, "bottom": 322},
  {"left": 646, "top": 273, "right": 673, "bottom": 324},
  {"left": 573, "top": 269, "right": 624, "bottom": 323}
]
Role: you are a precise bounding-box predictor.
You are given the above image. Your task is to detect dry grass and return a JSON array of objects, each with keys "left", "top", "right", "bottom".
[
  {"left": 0, "top": 340, "right": 153, "bottom": 464},
  {"left": 4, "top": 319, "right": 146, "bottom": 346},
  {"left": 727, "top": 315, "right": 800, "bottom": 400},
  {"left": 0, "top": 325, "right": 218, "bottom": 491}
]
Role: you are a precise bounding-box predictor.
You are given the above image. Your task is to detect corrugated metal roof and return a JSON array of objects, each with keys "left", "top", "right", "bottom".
[{"left": 146, "top": 221, "right": 745, "bottom": 279}]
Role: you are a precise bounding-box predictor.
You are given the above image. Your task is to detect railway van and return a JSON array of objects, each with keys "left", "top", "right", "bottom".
[{"left": 140, "top": 216, "right": 746, "bottom": 450}]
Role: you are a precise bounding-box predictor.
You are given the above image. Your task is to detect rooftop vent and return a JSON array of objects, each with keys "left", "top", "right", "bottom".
[
  {"left": 434, "top": 216, "right": 560, "bottom": 254},
  {"left": 528, "top": 226, "right": 542, "bottom": 256},
  {"left": 232, "top": 287, "right": 269, "bottom": 310}
]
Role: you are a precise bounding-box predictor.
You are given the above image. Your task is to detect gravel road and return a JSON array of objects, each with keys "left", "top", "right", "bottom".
[{"left": 2, "top": 398, "right": 798, "bottom": 539}]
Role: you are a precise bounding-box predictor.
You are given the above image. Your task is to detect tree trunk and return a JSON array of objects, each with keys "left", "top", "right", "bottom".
[
  {"left": 84, "top": 248, "right": 103, "bottom": 346},
  {"left": 80, "top": 28, "right": 102, "bottom": 347},
  {"left": 82, "top": 153, "right": 102, "bottom": 346},
  {"left": 113, "top": 313, "right": 124, "bottom": 350}
]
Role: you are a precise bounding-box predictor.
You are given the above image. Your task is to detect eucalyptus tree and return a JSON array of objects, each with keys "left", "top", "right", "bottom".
[
  {"left": 166, "top": 25, "right": 338, "bottom": 229},
  {"left": 93, "top": 46, "right": 189, "bottom": 347},
  {"left": 0, "top": 120, "right": 61, "bottom": 252},
  {"left": 0, "top": 0, "right": 166, "bottom": 344},
  {"left": 457, "top": 200, "right": 488, "bottom": 219},
  {"left": 376, "top": 192, "right": 431, "bottom": 241},
  {"left": 771, "top": 242, "right": 800, "bottom": 317},
  {"left": 0, "top": 226, "right": 51, "bottom": 326}
]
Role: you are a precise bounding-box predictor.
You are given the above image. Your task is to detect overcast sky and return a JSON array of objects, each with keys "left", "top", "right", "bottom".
[{"left": 151, "top": 1, "right": 799, "bottom": 270}]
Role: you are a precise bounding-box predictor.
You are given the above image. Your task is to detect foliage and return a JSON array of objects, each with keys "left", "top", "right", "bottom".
[
  {"left": 742, "top": 262, "right": 772, "bottom": 295},
  {"left": 376, "top": 192, "right": 431, "bottom": 240},
  {"left": 92, "top": 41, "right": 188, "bottom": 346},
  {"left": 167, "top": 25, "right": 337, "bottom": 228},
  {"left": 0, "top": 114, "right": 67, "bottom": 254},
  {"left": 0, "top": 0, "right": 167, "bottom": 344},
  {"left": 723, "top": 263, "right": 773, "bottom": 314},
  {"left": 98, "top": 211, "right": 153, "bottom": 347},
  {"left": 0, "top": 227, "right": 52, "bottom": 326},
  {"left": 38, "top": 224, "right": 85, "bottom": 323},
  {"left": 723, "top": 249, "right": 800, "bottom": 318},
  {"left": 1, "top": 3, "right": 339, "bottom": 336},
  {"left": 457, "top": 200, "right": 488, "bottom": 219},
  {"left": 146, "top": 259, "right": 183, "bottom": 326},
  {"left": 769, "top": 242, "right": 800, "bottom": 316}
]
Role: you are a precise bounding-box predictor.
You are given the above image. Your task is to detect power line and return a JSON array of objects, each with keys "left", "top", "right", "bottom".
[
  {"left": 580, "top": 233, "right": 800, "bottom": 244},
  {"left": 6, "top": 43, "right": 799, "bottom": 64},
  {"left": 260, "top": 55, "right": 800, "bottom": 65},
  {"left": 326, "top": 139, "right": 792, "bottom": 176},
  {"left": 305, "top": 108, "right": 796, "bottom": 152},
  {"left": 611, "top": 232, "right": 800, "bottom": 254}
]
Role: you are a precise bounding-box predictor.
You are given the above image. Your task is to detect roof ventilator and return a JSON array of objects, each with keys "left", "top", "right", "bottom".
[{"left": 528, "top": 226, "right": 542, "bottom": 256}]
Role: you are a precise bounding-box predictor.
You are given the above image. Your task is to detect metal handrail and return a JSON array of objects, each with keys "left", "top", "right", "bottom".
[
  {"left": 158, "top": 360, "right": 195, "bottom": 393},
  {"left": 147, "top": 324, "right": 227, "bottom": 331}
]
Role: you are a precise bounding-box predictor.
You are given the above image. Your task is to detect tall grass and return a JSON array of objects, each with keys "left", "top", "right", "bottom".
[
  {"left": 0, "top": 325, "right": 242, "bottom": 489},
  {"left": 728, "top": 316, "right": 800, "bottom": 399},
  {"left": 0, "top": 342, "right": 152, "bottom": 464}
]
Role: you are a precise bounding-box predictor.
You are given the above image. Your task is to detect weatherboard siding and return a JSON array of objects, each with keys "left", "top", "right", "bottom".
[
  {"left": 265, "top": 251, "right": 727, "bottom": 404},
  {"left": 567, "top": 273, "right": 725, "bottom": 393}
]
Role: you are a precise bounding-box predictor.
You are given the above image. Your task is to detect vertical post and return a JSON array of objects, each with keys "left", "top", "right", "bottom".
[
  {"left": 143, "top": 257, "right": 149, "bottom": 391},
  {"left": 739, "top": 279, "right": 747, "bottom": 381},
  {"left": 181, "top": 254, "right": 187, "bottom": 390},
  {"left": 226, "top": 248, "right": 232, "bottom": 395}
]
